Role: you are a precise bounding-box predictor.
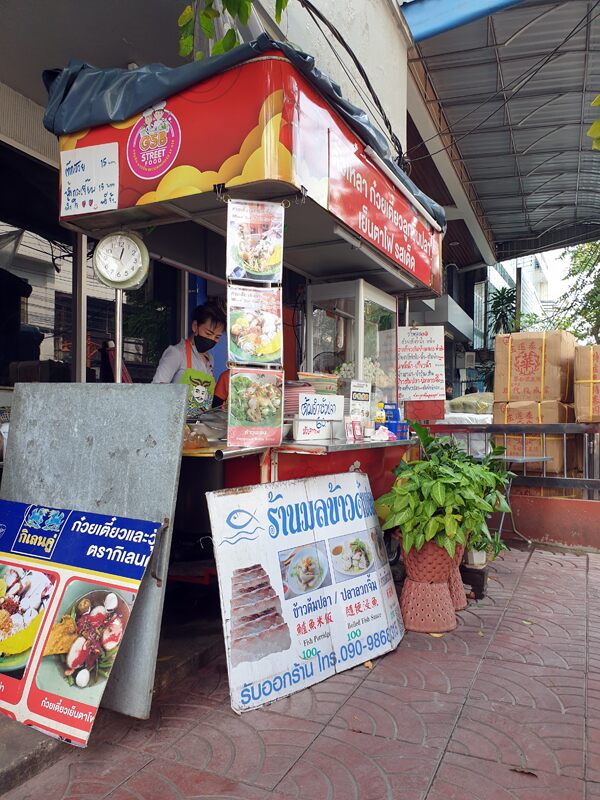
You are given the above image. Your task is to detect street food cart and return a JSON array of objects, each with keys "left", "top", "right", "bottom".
[{"left": 42, "top": 37, "right": 445, "bottom": 718}]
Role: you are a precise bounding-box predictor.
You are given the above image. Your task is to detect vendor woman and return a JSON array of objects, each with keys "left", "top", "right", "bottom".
[{"left": 152, "top": 301, "right": 226, "bottom": 416}]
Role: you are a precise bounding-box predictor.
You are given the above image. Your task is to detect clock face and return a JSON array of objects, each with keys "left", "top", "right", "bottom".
[{"left": 93, "top": 233, "right": 149, "bottom": 289}]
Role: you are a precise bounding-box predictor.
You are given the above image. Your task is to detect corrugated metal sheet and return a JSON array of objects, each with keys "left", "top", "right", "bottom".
[{"left": 412, "top": 0, "right": 600, "bottom": 259}]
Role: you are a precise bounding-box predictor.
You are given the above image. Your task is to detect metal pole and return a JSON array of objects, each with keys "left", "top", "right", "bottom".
[
  {"left": 114, "top": 289, "right": 123, "bottom": 384},
  {"left": 515, "top": 266, "right": 522, "bottom": 331},
  {"left": 71, "top": 233, "right": 87, "bottom": 383},
  {"left": 405, "top": 294, "right": 410, "bottom": 327}
]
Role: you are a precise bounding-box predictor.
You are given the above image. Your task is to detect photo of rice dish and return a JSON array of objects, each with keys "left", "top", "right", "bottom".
[
  {"left": 229, "top": 564, "right": 290, "bottom": 668},
  {"left": 0, "top": 566, "right": 55, "bottom": 670}
]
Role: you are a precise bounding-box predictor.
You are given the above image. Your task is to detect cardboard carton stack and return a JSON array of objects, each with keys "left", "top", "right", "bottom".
[
  {"left": 493, "top": 331, "right": 576, "bottom": 474},
  {"left": 574, "top": 345, "right": 600, "bottom": 423}
]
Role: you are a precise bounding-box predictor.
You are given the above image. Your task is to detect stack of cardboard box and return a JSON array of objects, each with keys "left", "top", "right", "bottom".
[
  {"left": 574, "top": 344, "right": 600, "bottom": 423},
  {"left": 493, "top": 331, "right": 576, "bottom": 474}
]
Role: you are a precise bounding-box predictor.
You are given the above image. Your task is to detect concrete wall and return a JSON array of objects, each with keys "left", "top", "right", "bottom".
[{"left": 260, "top": 0, "right": 410, "bottom": 150}]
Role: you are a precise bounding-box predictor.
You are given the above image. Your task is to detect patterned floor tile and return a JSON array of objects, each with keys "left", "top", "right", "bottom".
[
  {"left": 587, "top": 781, "right": 600, "bottom": 799},
  {"left": 495, "top": 611, "right": 587, "bottom": 641},
  {"left": 485, "top": 632, "right": 586, "bottom": 670},
  {"left": 104, "top": 758, "right": 273, "bottom": 800},
  {"left": 448, "top": 699, "right": 584, "bottom": 778},
  {"left": 329, "top": 681, "right": 462, "bottom": 748},
  {"left": 260, "top": 672, "right": 363, "bottom": 724},
  {"left": 367, "top": 649, "right": 480, "bottom": 696},
  {"left": 3, "top": 743, "right": 153, "bottom": 800},
  {"left": 428, "top": 751, "right": 585, "bottom": 799},
  {"left": 455, "top": 605, "right": 504, "bottom": 634},
  {"left": 174, "top": 654, "right": 231, "bottom": 703},
  {"left": 399, "top": 629, "right": 490, "bottom": 658},
  {"left": 468, "top": 661, "right": 585, "bottom": 714},
  {"left": 275, "top": 725, "right": 439, "bottom": 800},
  {"left": 508, "top": 590, "right": 586, "bottom": 618},
  {"left": 99, "top": 691, "right": 221, "bottom": 755},
  {"left": 586, "top": 679, "right": 600, "bottom": 782},
  {"left": 157, "top": 706, "right": 322, "bottom": 789}
]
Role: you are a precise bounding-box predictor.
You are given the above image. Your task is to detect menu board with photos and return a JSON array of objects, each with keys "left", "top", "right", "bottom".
[
  {"left": 207, "top": 472, "right": 404, "bottom": 712},
  {"left": 0, "top": 499, "right": 160, "bottom": 746}
]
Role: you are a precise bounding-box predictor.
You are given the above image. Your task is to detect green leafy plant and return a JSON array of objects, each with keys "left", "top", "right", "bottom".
[
  {"left": 376, "top": 421, "right": 511, "bottom": 560},
  {"left": 489, "top": 286, "right": 516, "bottom": 334},
  {"left": 178, "top": 0, "right": 289, "bottom": 60}
]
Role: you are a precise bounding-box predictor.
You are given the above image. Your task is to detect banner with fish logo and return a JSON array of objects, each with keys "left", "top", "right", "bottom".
[
  {"left": 207, "top": 472, "right": 404, "bottom": 712},
  {"left": 0, "top": 499, "right": 161, "bottom": 746}
]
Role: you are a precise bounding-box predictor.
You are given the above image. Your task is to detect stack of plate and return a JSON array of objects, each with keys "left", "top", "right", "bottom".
[
  {"left": 284, "top": 381, "right": 314, "bottom": 418},
  {"left": 296, "top": 372, "right": 339, "bottom": 394}
]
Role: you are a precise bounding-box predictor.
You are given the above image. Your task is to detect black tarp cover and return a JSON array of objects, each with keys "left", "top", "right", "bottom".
[{"left": 43, "top": 34, "right": 445, "bottom": 229}]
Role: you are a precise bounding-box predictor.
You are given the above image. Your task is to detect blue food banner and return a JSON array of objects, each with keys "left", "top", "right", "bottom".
[
  {"left": 0, "top": 499, "right": 160, "bottom": 746},
  {"left": 206, "top": 472, "right": 404, "bottom": 713}
]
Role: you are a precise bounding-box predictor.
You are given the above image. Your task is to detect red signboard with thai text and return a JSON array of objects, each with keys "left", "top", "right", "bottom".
[{"left": 59, "top": 55, "right": 441, "bottom": 293}]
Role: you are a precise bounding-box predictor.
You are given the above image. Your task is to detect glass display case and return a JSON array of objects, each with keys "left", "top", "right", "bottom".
[{"left": 305, "top": 279, "right": 398, "bottom": 403}]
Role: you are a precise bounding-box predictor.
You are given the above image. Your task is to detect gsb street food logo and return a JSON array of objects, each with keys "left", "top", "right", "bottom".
[
  {"left": 126, "top": 101, "right": 181, "bottom": 181},
  {"left": 11, "top": 506, "right": 70, "bottom": 559}
]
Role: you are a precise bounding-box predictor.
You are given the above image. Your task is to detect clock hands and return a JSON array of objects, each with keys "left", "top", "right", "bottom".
[{"left": 120, "top": 247, "right": 125, "bottom": 260}]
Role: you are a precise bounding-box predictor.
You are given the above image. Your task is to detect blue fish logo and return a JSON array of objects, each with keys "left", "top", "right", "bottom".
[
  {"left": 221, "top": 508, "right": 264, "bottom": 547},
  {"left": 226, "top": 510, "right": 260, "bottom": 530}
]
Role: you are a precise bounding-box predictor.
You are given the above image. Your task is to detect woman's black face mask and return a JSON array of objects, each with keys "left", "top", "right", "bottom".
[{"left": 194, "top": 335, "right": 217, "bottom": 353}]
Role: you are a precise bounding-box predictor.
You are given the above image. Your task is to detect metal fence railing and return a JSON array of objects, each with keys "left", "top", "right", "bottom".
[{"left": 427, "top": 423, "right": 600, "bottom": 501}]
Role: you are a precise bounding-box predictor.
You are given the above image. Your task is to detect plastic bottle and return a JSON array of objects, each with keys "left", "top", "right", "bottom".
[{"left": 374, "top": 402, "right": 386, "bottom": 428}]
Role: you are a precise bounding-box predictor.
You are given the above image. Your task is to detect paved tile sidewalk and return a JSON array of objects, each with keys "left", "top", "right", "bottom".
[{"left": 5, "top": 544, "right": 600, "bottom": 800}]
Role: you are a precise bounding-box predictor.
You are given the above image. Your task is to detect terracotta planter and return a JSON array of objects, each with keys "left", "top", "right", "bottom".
[
  {"left": 448, "top": 543, "right": 467, "bottom": 611},
  {"left": 401, "top": 540, "right": 457, "bottom": 633}
]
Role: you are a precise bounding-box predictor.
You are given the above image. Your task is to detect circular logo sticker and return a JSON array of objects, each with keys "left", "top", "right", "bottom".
[{"left": 126, "top": 101, "right": 181, "bottom": 180}]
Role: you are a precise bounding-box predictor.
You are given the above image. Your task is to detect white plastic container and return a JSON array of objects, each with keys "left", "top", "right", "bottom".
[{"left": 465, "top": 549, "right": 487, "bottom": 568}]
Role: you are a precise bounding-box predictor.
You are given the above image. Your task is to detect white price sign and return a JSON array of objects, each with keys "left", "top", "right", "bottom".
[
  {"left": 60, "top": 143, "right": 119, "bottom": 217},
  {"left": 397, "top": 326, "right": 446, "bottom": 401},
  {"left": 298, "top": 394, "right": 344, "bottom": 421}
]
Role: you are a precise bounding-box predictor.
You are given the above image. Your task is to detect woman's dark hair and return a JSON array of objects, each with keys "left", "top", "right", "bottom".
[{"left": 192, "top": 300, "right": 226, "bottom": 328}]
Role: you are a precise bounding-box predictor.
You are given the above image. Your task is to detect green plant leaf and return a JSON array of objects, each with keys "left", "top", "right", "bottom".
[
  {"left": 425, "top": 517, "right": 439, "bottom": 540},
  {"left": 200, "top": 9, "right": 216, "bottom": 38},
  {"left": 415, "top": 532, "right": 425, "bottom": 550},
  {"left": 443, "top": 538, "right": 455, "bottom": 559},
  {"left": 238, "top": 0, "right": 252, "bottom": 24},
  {"left": 178, "top": 4, "right": 194, "bottom": 26},
  {"left": 275, "top": 0, "right": 288, "bottom": 22},
  {"left": 431, "top": 482, "right": 445, "bottom": 507},
  {"left": 444, "top": 515, "right": 458, "bottom": 537},
  {"left": 495, "top": 495, "right": 511, "bottom": 513},
  {"left": 397, "top": 507, "right": 414, "bottom": 526},
  {"left": 592, "top": 137, "right": 600, "bottom": 151},
  {"left": 194, "top": 50, "right": 205, "bottom": 60},
  {"left": 424, "top": 499, "right": 436, "bottom": 517},
  {"left": 592, "top": 94, "right": 600, "bottom": 107},
  {"left": 179, "top": 33, "right": 194, "bottom": 56},
  {"left": 402, "top": 531, "right": 415, "bottom": 553},
  {"left": 223, "top": 0, "right": 241, "bottom": 14}
]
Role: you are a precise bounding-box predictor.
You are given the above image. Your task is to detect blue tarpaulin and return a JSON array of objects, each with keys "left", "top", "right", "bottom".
[{"left": 401, "top": 0, "right": 527, "bottom": 41}]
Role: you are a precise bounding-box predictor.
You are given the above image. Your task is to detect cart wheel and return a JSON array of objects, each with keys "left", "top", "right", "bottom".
[{"left": 384, "top": 531, "right": 401, "bottom": 566}]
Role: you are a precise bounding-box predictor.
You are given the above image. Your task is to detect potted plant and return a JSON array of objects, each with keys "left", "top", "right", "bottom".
[
  {"left": 376, "top": 422, "right": 511, "bottom": 633},
  {"left": 465, "top": 527, "right": 508, "bottom": 567}
]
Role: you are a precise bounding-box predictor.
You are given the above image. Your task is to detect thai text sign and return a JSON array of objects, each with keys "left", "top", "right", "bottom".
[
  {"left": 397, "top": 326, "right": 446, "bottom": 401},
  {"left": 60, "top": 143, "right": 119, "bottom": 217},
  {"left": 0, "top": 499, "right": 160, "bottom": 746},
  {"left": 206, "top": 473, "right": 404, "bottom": 713},
  {"left": 298, "top": 394, "right": 344, "bottom": 421}
]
